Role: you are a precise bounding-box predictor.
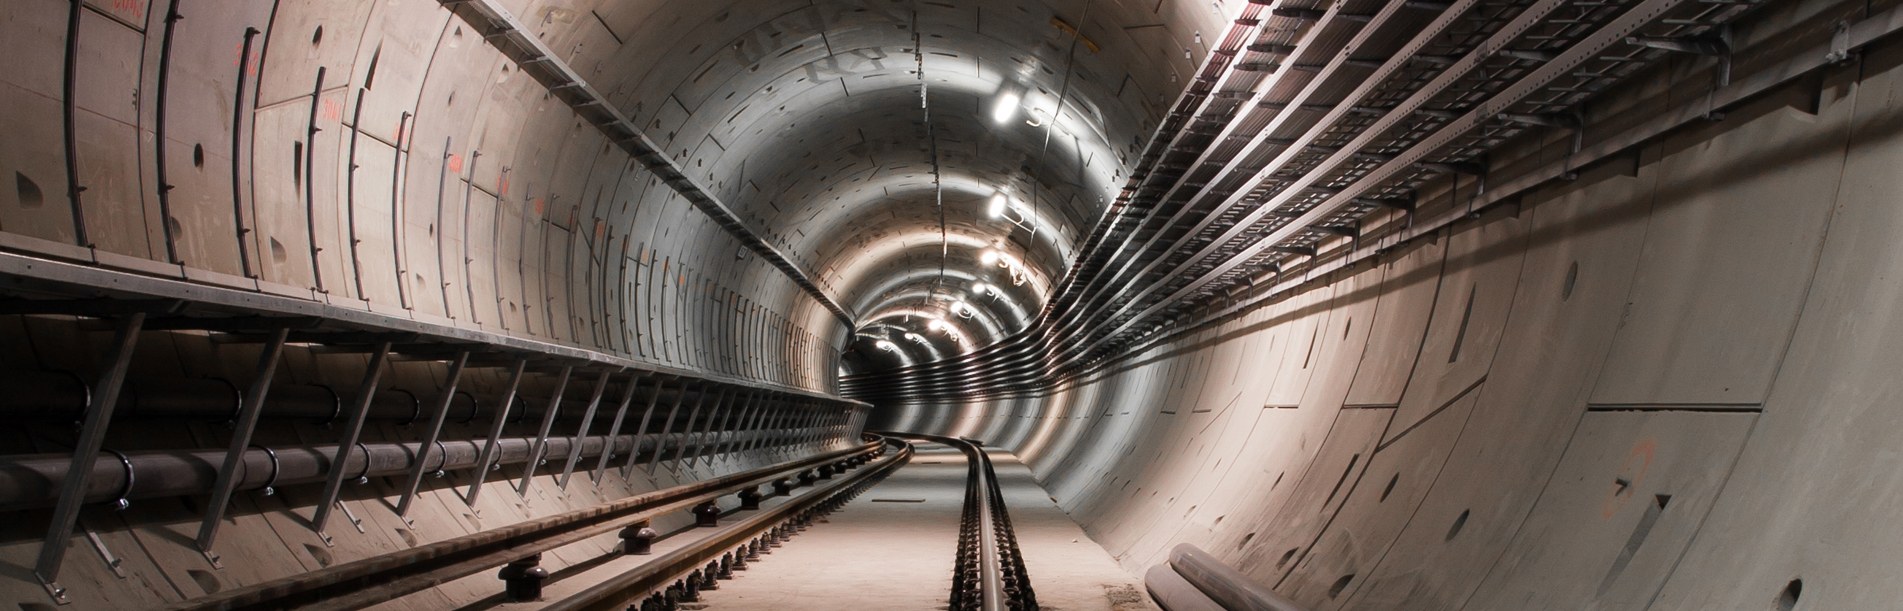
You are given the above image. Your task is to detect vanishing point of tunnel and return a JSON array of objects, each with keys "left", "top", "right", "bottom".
[{"left": 0, "top": 0, "right": 1900, "bottom": 608}]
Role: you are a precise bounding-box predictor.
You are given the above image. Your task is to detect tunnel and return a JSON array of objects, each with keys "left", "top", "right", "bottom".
[{"left": 1, "top": 0, "right": 1901, "bottom": 608}]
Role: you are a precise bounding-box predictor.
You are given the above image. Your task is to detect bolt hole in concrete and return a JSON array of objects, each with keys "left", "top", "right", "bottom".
[
  {"left": 1777, "top": 578, "right": 1803, "bottom": 610},
  {"left": 1380, "top": 473, "right": 1399, "bottom": 502},
  {"left": 1446, "top": 509, "right": 1470, "bottom": 541},
  {"left": 15, "top": 172, "right": 43, "bottom": 207},
  {"left": 311, "top": 25, "right": 323, "bottom": 46},
  {"left": 193, "top": 143, "right": 204, "bottom": 168},
  {"left": 1329, "top": 573, "right": 1355, "bottom": 598},
  {"left": 1278, "top": 547, "right": 1299, "bottom": 569}
]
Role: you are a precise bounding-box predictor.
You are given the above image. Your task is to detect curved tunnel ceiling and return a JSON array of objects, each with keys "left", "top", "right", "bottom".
[{"left": 557, "top": 0, "right": 1231, "bottom": 373}]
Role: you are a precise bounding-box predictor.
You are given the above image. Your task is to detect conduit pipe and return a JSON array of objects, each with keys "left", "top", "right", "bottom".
[
  {"left": 0, "top": 428, "right": 824, "bottom": 512},
  {"left": 0, "top": 374, "right": 690, "bottom": 424}
]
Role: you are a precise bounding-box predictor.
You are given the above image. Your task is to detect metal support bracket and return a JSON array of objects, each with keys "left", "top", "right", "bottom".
[
  {"left": 35, "top": 313, "right": 144, "bottom": 604},
  {"left": 465, "top": 358, "right": 527, "bottom": 510},
  {"left": 195, "top": 326, "right": 290, "bottom": 567},
  {"left": 516, "top": 366, "right": 573, "bottom": 497},
  {"left": 312, "top": 341, "right": 393, "bottom": 544},
  {"left": 396, "top": 350, "right": 471, "bottom": 520},
  {"left": 558, "top": 369, "right": 616, "bottom": 489},
  {"left": 590, "top": 373, "right": 647, "bottom": 484}
]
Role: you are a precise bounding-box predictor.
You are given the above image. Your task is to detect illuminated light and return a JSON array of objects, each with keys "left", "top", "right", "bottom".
[
  {"left": 987, "top": 193, "right": 1008, "bottom": 218},
  {"left": 980, "top": 249, "right": 1000, "bottom": 265},
  {"left": 973, "top": 282, "right": 991, "bottom": 295},
  {"left": 991, "top": 90, "right": 1022, "bottom": 124},
  {"left": 904, "top": 332, "right": 929, "bottom": 345},
  {"left": 875, "top": 340, "right": 899, "bottom": 352}
]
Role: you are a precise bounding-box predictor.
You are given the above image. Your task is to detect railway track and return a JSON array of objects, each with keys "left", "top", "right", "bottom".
[
  {"left": 167, "top": 432, "right": 1048, "bottom": 610},
  {"left": 172, "top": 435, "right": 908, "bottom": 610},
  {"left": 899, "top": 434, "right": 1038, "bottom": 611}
]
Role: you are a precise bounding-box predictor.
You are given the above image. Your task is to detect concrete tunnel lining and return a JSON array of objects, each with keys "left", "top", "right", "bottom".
[{"left": 3, "top": 0, "right": 1903, "bottom": 608}]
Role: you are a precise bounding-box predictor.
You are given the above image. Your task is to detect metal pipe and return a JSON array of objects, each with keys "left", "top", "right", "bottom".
[
  {"left": 0, "top": 431, "right": 765, "bottom": 513},
  {"left": 0, "top": 373, "right": 693, "bottom": 425},
  {"left": 1167, "top": 543, "right": 1307, "bottom": 611}
]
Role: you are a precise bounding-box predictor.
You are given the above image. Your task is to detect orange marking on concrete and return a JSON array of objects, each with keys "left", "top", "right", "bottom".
[{"left": 1602, "top": 437, "right": 1657, "bottom": 520}]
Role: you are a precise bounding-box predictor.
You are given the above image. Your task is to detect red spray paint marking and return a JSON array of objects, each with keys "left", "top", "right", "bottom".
[
  {"left": 1601, "top": 438, "right": 1657, "bottom": 520},
  {"left": 114, "top": 0, "right": 144, "bottom": 21},
  {"left": 447, "top": 154, "right": 464, "bottom": 174}
]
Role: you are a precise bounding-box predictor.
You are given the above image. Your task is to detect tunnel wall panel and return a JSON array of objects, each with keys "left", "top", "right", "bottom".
[
  {"left": 0, "top": 0, "right": 846, "bottom": 390},
  {"left": 878, "top": 31, "right": 1903, "bottom": 609}
]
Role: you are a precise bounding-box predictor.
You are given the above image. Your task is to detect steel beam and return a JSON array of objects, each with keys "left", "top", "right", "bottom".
[
  {"left": 312, "top": 341, "right": 393, "bottom": 542},
  {"left": 193, "top": 326, "right": 290, "bottom": 566},
  {"left": 558, "top": 369, "right": 617, "bottom": 489},
  {"left": 395, "top": 351, "right": 471, "bottom": 519},
  {"left": 33, "top": 313, "right": 144, "bottom": 603},
  {"left": 517, "top": 366, "right": 574, "bottom": 497},
  {"left": 466, "top": 358, "right": 528, "bottom": 508},
  {"left": 589, "top": 374, "right": 646, "bottom": 484}
]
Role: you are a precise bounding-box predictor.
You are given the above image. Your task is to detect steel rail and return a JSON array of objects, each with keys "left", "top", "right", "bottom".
[
  {"left": 894, "top": 434, "right": 1035, "bottom": 611},
  {"left": 543, "top": 438, "right": 911, "bottom": 611},
  {"left": 168, "top": 437, "right": 886, "bottom": 610}
]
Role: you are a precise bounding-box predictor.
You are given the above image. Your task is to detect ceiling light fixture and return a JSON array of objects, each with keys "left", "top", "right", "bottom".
[{"left": 992, "top": 90, "right": 1022, "bottom": 124}]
